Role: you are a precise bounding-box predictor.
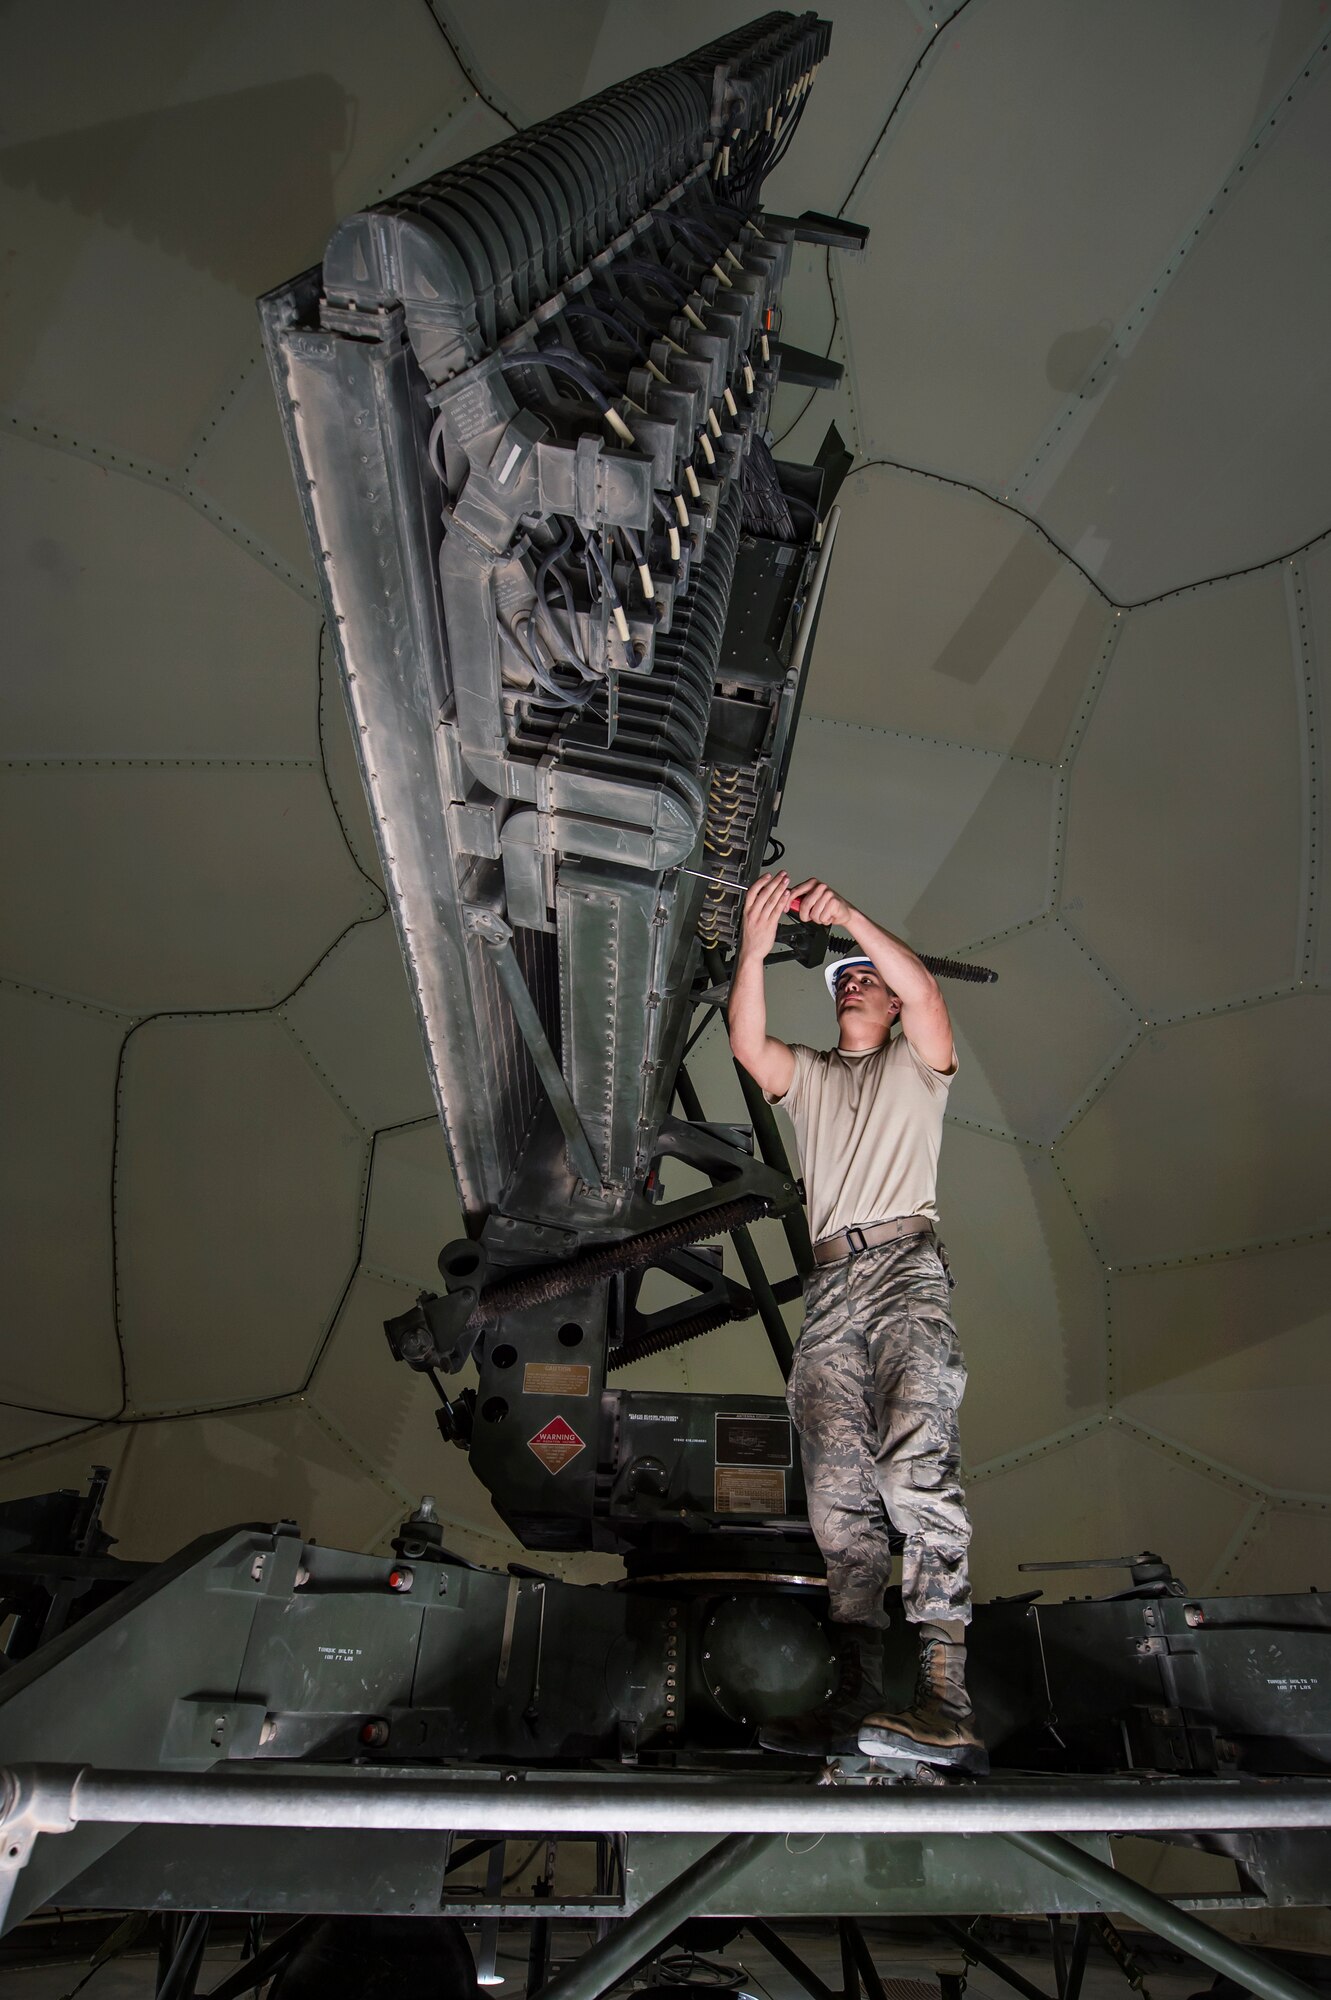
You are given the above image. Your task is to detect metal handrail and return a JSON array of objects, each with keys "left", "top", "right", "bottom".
[
  {"left": 5, "top": 1766, "right": 1328, "bottom": 2000},
  {"left": 6, "top": 1763, "right": 1331, "bottom": 1837}
]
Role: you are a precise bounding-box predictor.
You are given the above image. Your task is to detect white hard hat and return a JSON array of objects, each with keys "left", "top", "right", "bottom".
[{"left": 824, "top": 954, "right": 874, "bottom": 997}]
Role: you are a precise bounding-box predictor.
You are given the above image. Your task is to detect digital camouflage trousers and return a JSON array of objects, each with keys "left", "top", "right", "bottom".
[{"left": 787, "top": 1233, "right": 972, "bottom": 1630}]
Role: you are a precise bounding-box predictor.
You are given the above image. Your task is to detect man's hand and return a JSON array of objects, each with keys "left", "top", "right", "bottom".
[
  {"left": 789, "top": 878, "right": 851, "bottom": 931},
  {"left": 741, "top": 871, "right": 793, "bottom": 959}
]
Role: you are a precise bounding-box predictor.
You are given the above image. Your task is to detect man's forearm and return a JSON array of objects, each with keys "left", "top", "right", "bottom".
[
  {"left": 842, "top": 905, "right": 940, "bottom": 1005},
  {"left": 727, "top": 943, "right": 770, "bottom": 1059}
]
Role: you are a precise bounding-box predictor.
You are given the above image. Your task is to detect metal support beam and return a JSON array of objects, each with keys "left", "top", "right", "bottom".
[
  {"left": 701, "top": 948, "right": 815, "bottom": 1279},
  {"left": 1062, "top": 1916, "right": 1091, "bottom": 2000},
  {"left": 533, "top": 1834, "right": 772, "bottom": 2000},
  {"left": 839, "top": 1921, "right": 860, "bottom": 2000},
  {"left": 672, "top": 1067, "right": 708, "bottom": 1126},
  {"left": 731, "top": 1222, "right": 795, "bottom": 1377},
  {"left": 747, "top": 1921, "right": 838, "bottom": 2000},
  {"left": 1048, "top": 1917, "right": 1067, "bottom": 2000},
  {"left": 157, "top": 1912, "right": 208, "bottom": 2000},
  {"left": 475, "top": 1841, "right": 507, "bottom": 1985},
  {"left": 933, "top": 1920, "right": 1053, "bottom": 2000},
  {"left": 842, "top": 1920, "right": 889, "bottom": 2000},
  {"left": 443, "top": 1835, "right": 504, "bottom": 1876},
  {"left": 1004, "top": 1832, "right": 1320, "bottom": 2000},
  {"left": 202, "top": 1919, "right": 315, "bottom": 2000},
  {"left": 527, "top": 1916, "right": 552, "bottom": 1998},
  {"left": 731, "top": 1063, "right": 816, "bottom": 1278},
  {"left": 676, "top": 1063, "right": 794, "bottom": 1376}
]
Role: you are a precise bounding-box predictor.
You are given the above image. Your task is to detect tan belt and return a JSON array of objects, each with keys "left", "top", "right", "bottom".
[{"left": 812, "top": 1214, "right": 935, "bottom": 1266}]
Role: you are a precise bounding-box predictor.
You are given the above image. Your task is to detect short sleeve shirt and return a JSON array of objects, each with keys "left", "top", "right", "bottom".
[{"left": 765, "top": 1033, "right": 954, "bottom": 1244}]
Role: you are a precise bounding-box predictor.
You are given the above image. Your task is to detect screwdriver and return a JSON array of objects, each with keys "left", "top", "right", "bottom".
[
  {"left": 673, "top": 866, "right": 805, "bottom": 910},
  {"left": 674, "top": 865, "right": 747, "bottom": 893}
]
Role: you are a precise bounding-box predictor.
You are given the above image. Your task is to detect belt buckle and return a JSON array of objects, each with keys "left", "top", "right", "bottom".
[{"left": 845, "top": 1226, "right": 868, "bottom": 1256}]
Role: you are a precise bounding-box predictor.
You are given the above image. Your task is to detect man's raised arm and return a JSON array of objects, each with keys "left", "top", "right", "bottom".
[
  {"left": 727, "top": 871, "right": 797, "bottom": 1098},
  {"left": 792, "top": 878, "right": 956, "bottom": 1074}
]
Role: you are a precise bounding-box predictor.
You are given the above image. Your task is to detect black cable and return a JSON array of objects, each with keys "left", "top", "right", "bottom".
[
  {"left": 563, "top": 302, "right": 647, "bottom": 359},
  {"left": 661, "top": 212, "right": 730, "bottom": 258},
  {"left": 496, "top": 348, "right": 610, "bottom": 412},
  {"left": 534, "top": 519, "right": 590, "bottom": 669},
  {"left": 654, "top": 1950, "right": 754, "bottom": 1987},
  {"left": 847, "top": 455, "right": 1108, "bottom": 599},
  {"left": 737, "top": 87, "right": 813, "bottom": 203},
  {"left": 846, "top": 455, "right": 1331, "bottom": 609},
  {"left": 107, "top": 908, "right": 389, "bottom": 1417},
  {"left": 592, "top": 286, "right": 677, "bottom": 364},
  {"left": 535, "top": 340, "right": 616, "bottom": 396},
  {"left": 98, "top": 628, "right": 391, "bottom": 1422},
  {"left": 838, "top": 2, "right": 977, "bottom": 219},
  {"left": 616, "top": 256, "right": 692, "bottom": 305},
  {"left": 1126, "top": 521, "right": 1331, "bottom": 608},
  {"left": 420, "top": 0, "right": 520, "bottom": 133},
  {"left": 585, "top": 531, "right": 625, "bottom": 619},
  {"left": 3, "top": 1081, "right": 429, "bottom": 1444},
  {"left": 298, "top": 1110, "right": 439, "bottom": 1390}
]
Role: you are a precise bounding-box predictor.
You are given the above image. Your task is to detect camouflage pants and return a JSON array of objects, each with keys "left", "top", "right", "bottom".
[{"left": 788, "top": 1234, "right": 972, "bottom": 1630}]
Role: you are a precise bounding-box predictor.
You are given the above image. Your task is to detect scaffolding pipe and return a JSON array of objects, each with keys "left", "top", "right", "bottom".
[
  {"left": 5, "top": 1767, "right": 1331, "bottom": 1838},
  {"left": 1004, "top": 1831, "right": 1319, "bottom": 2000},
  {"left": 533, "top": 1834, "right": 773, "bottom": 2000}
]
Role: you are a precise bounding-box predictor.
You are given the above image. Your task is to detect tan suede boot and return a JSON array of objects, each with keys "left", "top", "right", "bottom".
[
  {"left": 856, "top": 1633, "right": 988, "bottom": 1773},
  {"left": 758, "top": 1622, "right": 885, "bottom": 1756}
]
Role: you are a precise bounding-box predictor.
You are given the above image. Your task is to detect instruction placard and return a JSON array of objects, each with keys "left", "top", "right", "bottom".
[
  {"left": 715, "top": 1411, "right": 793, "bottom": 1468},
  {"left": 714, "top": 1465, "right": 786, "bottom": 1514}
]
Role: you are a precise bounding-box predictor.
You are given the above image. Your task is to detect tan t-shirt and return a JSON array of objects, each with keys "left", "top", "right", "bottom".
[{"left": 765, "top": 1032, "right": 955, "bottom": 1243}]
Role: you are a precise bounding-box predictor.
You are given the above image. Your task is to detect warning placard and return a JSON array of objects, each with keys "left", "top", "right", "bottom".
[
  {"left": 714, "top": 1465, "right": 786, "bottom": 1514},
  {"left": 523, "top": 1362, "right": 591, "bottom": 1398},
  {"left": 527, "top": 1415, "right": 586, "bottom": 1475}
]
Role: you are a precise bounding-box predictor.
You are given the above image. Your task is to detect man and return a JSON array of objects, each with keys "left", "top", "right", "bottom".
[{"left": 727, "top": 869, "right": 985, "bottom": 1771}]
